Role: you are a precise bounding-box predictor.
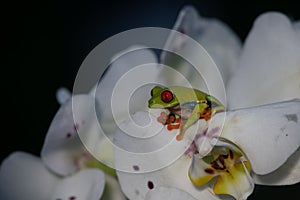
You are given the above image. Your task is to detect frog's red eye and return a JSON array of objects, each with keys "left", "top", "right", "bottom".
[{"left": 161, "top": 90, "right": 173, "bottom": 103}]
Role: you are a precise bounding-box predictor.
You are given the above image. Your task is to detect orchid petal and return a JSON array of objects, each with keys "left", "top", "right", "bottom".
[
  {"left": 227, "top": 12, "right": 300, "bottom": 109},
  {"left": 101, "top": 174, "right": 127, "bottom": 200},
  {"left": 161, "top": 6, "right": 241, "bottom": 86},
  {"left": 114, "top": 111, "right": 219, "bottom": 200},
  {"left": 94, "top": 46, "right": 158, "bottom": 134},
  {"left": 209, "top": 99, "right": 300, "bottom": 175},
  {"left": 116, "top": 155, "right": 220, "bottom": 200},
  {"left": 0, "top": 152, "right": 58, "bottom": 200},
  {"left": 114, "top": 111, "right": 189, "bottom": 173},
  {"left": 253, "top": 148, "right": 300, "bottom": 185},
  {"left": 41, "top": 94, "right": 100, "bottom": 175},
  {"left": 51, "top": 169, "right": 105, "bottom": 200},
  {"left": 145, "top": 187, "right": 198, "bottom": 200},
  {"left": 293, "top": 20, "right": 300, "bottom": 36}
]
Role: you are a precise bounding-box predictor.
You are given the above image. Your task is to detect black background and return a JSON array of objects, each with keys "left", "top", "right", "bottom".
[{"left": 2, "top": 0, "right": 300, "bottom": 199}]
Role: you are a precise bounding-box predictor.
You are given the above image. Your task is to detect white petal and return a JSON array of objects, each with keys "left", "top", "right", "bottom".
[
  {"left": 94, "top": 46, "right": 158, "bottom": 135},
  {"left": 0, "top": 152, "right": 59, "bottom": 200},
  {"left": 159, "top": 26, "right": 227, "bottom": 104},
  {"left": 145, "top": 187, "right": 198, "bottom": 200},
  {"left": 41, "top": 94, "right": 101, "bottom": 175},
  {"left": 116, "top": 155, "right": 219, "bottom": 200},
  {"left": 56, "top": 87, "right": 71, "bottom": 105},
  {"left": 227, "top": 12, "right": 300, "bottom": 109},
  {"left": 209, "top": 99, "right": 300, "bottom": 175},
  {"left": 114, "top": 111, "right": 189, "bottom": 173},
  {"left": 253, "top": 148, "right": 300, "bottom": 185},
  {"left": 161, "top": 6, "right": 241, "bottom": 86},
  {"left": 101, "top": 174, "right": 127, "bottom": 200},
  {"left": 293, "top": 20, "right": 300, "bottom": 36},
  {"left": 114, "top": 111, "right": 219, "bottom": 200},
  {"left": 51, "top": 169, "right": 105, "bottom": 200}
]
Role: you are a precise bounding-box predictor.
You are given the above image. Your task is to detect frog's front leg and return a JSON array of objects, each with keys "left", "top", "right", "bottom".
[
  {"left": 176, "top": 103, "right": 208, "bottom": 141},
  {"left": 199, "top": 107, "right": 212, "bottom": 121},
  {"left": 206, "top": 95, "right": 226, "bottom": 115},
  {"left": 199, "top": 106, "right": 224, "bottom": 121}
]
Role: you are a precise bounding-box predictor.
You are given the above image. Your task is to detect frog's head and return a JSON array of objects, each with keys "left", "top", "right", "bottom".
[{"left": 148, "top": 86, "right": 179, "bottom": 108}]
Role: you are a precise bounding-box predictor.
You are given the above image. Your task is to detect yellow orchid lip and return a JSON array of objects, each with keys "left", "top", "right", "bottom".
[
  {"left": 188, "top": 147, "right": 254, "bottom": 200},
  {"left": 213, "top": 160, "right": 252, "bottom": 198}
]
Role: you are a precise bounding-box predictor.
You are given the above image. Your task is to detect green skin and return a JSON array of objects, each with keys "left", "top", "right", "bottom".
[{"left": 148, "top": 86, "right": 225, "bottom": 139}]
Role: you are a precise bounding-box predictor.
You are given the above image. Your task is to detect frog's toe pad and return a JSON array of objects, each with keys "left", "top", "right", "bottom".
[{"left": 157, "top": 112, "right": 168, "bottom": 124}]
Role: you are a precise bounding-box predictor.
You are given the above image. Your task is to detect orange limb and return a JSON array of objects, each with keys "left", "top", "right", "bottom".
[
  {"left": 199, "top": 108, "right": 212, "bottom": 121},
  {"left": 167, "top": 118, "right": 182, "bottom": 131},
  {"left": 158, "top": 112, "right": 184, "bottom": 140},
  {"left": 166, "top": 114, "right": 176, "bottom": 124}
]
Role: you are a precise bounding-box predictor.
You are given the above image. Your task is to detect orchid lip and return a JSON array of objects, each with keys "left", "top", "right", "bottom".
[{"left": 188, "top": 144, "right": 254, "bottom": 200}]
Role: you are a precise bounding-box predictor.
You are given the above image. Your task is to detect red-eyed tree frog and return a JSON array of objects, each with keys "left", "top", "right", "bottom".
[{"left": 148, "top": 86, "right": 225, "bottom": 140}]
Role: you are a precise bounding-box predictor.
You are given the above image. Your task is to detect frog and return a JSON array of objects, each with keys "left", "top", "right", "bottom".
[{"left": 148, "top": 86, "right": 225, "bottom": 141}]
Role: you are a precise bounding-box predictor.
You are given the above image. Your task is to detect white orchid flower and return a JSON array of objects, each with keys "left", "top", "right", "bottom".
[
  {"left": 112, "top": 6, "right": 300, "bottom": 200},
  {"left": 4, "top": 5, "right": 298, "bottom": 200},
  {"left": 226, "top": 12, "right": 300, "bottom": 186},
  {"left": 29, "top": 42, "right": 159, "bottom": 200},
  {"left": 40, "top": 90, "right": 126, "bottom": 200},
  {"left": 41, "top": 93, "right": 104, "bottom": 176},
  {"left": 114, "top": 100, "right": 300, "bottom": 200},
  {"left": 0, "top": 152, "right": 105, "bottom": 200}
]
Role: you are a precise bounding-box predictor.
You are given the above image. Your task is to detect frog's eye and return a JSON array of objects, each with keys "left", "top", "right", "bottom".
[{"left": 161, "top": 90, "right": 173, "bottom": 103}]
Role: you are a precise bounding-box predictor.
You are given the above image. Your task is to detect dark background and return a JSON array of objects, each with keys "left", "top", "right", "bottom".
[{"left": 3, "top": 0, "right": 300, "bottom": 199}]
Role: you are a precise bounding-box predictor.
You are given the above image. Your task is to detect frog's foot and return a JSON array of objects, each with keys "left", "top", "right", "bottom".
[
  {"left": 167, "top": 118, "right": 182, "bottom": 131},
  {"left": 199, "top": 108, "right": 212, "bottom": 121},
  {"left": 166, "top": 113, "right": 176, "bottom": 124},
  {"left": 157, "top": 111, "right": 168, "bottom": 125}
]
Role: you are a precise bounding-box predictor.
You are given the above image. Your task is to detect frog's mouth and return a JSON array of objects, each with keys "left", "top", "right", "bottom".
[
  {"left": 148, "top": 99, "right": 166, "bottom": 108},
  {"left": 148, "top": 103, "right": 164, "bottom": 108},
  {"left": 148, "top": 100, "right": 179, "bottom": 109},
  {"left": 166, "top": 104, "right": 181, "bottom": 112}
]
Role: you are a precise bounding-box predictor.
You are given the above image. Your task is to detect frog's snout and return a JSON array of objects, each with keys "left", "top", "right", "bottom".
[
  {"left": 148, "top": 99, "right": 153, "bottom": 108},
  {"left": 148, "top": 99, "right": 161, "bottom": 108}
]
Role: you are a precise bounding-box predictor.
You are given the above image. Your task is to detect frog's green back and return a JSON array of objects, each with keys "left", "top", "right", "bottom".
[{"left": 168, "top": 86, "right": 208, "bottom": 104}]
